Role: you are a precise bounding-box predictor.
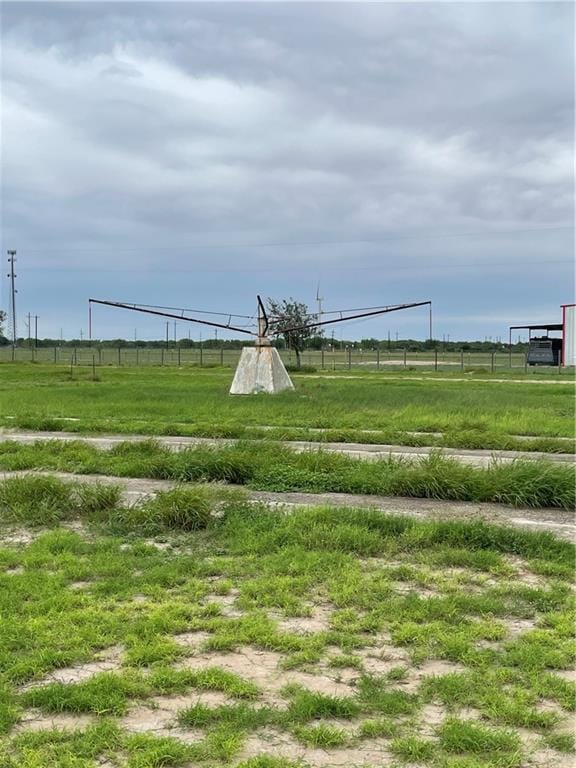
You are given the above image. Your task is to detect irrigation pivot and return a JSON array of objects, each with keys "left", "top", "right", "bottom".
[{"left": 88, "top": 296, "right": 432, "bottom": 394}]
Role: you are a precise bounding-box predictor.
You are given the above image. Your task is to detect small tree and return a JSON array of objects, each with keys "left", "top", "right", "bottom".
[{"left": 267, "top": 298, "right": 321, "bottom": 369}]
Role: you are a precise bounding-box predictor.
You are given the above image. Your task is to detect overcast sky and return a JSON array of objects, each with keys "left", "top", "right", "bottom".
[{"left": 1, "top": 1, "right": 573, "bottom": 341}]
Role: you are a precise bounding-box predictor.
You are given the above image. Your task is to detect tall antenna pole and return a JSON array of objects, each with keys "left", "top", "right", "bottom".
[
  {"left": 6, "top": 250, "right": 17, "bottom": 349},
  {"left": 315, "top": 282, "right": 324, "bottom": 320}
]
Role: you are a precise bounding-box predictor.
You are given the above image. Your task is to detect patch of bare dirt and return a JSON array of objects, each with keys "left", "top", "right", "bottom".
[
  {"left": 120, "top": 691, "right": 228, "bottom": 743},
  {"left": 536, "top": 699, "right": 570, "bottom": 718},
  {"left": 130, "top": 593, "right": 149, "bottom": 603},
  {"left": 502, "top": 617, "right": 538, "bottom": 638},
  {"left": 177, "top": 646, "right": 356, "bottom": 705},
  {"left": 0, "top": 528, "right": 38, "bottom": 546},
  {"left": 417, "top": 659, "right": 467, "bottom": 677},
  {"left": 173, "top": 630, "right": 213, "bottom": 648},
  {"left": 69, "top": 581, "right": 90, "bottom": 590},
  {"left": 20, "top": 646, "right": 124, "bottom": 691},
  {"left": 14, "top": 711, "right": 94, "bottom": 733},
  {"left": 273, "top": 604, "right": 333, "bottom": 635},
  {"left": 418, "top": 703, "right": 447, "bottom": 735},
  {"left": 359, "top": 558, "right": 406, "bottom": 571},
  {"left": 505, "top": 557, "right": 548, "bottom": 587},
  {"left": 553, "top": 669, "right": 576, "bottom": 683},
  {"left": 202, "top": 591, "right": 243, "bottom": 618},
  {"left": 528, "top": 748, "right": 576, "bottom": 768},
  {"left": 238, "top": 729, "right": 392, "bottom": 766},
  {"left": 391, "top": 582, "right": 440, "bottom": 598},
  {"left": 4, "top": 566, "right": 24, "bottom": 575},
  {"left": 341, "top": 655, "right": 467, "bottom": 695},
  {"left": 355, "top": 633, "right": 411, "bottom": 675}
]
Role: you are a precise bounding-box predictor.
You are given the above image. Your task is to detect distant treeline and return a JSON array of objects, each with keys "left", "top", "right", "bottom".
[{"left": 0, "top": 336, "right": 529, "bottom": 352}]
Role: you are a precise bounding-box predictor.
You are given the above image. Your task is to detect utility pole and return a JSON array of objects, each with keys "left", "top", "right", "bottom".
[
  {"left": 34, "top": 315, "right": 38, "bottom": 348},
  {"left": 6, "top": 250, "right": 17, "bottom": 348},
  {"left": 173, "top": 320, "right": 177, "bottom": 343},
  {"left": 165, "top": 321, "right": 169, "bottom": 348},
  {"left": 26, "top": 312, "right": 31, "bottom": 346}
]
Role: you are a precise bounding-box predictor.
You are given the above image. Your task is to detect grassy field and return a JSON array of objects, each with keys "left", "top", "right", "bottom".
[
  {"left": 0, "top": 476, "right": 574, "bottom": 768},
  {"left": 0, "top": 439, "right": 573, "bottom": 509},
  {"left": 0, "top": 364, "right": 574, "bottom": 453}
]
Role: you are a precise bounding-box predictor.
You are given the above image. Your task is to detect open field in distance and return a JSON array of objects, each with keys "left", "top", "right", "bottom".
[
  {"left": 1, "top": 346, "right": 574, "bottom": 375},
  {"left": 0, "top": 365, "right": 574, "bottom": 454}
]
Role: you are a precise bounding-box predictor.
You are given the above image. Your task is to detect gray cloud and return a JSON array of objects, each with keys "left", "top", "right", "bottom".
[{"left": 0, "top": 2, "right": 573, "bottom": 339}]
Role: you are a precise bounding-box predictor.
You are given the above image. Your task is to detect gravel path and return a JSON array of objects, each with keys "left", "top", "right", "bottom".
[
  {"left": 0, "top": 430, "right": 573, "bottom": 467},
  {"left": 1, "top": 470, "right": 573, "bottom": 541}
]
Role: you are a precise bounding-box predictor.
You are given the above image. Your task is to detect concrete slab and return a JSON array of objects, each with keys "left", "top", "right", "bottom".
[{"left": 229, "top": 346, "right": 294, "bottom": 395}]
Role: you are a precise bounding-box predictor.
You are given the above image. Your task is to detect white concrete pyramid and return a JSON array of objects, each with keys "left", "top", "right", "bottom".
[{"left": 230, "top": 344, "right": 295, "bottom": 395}]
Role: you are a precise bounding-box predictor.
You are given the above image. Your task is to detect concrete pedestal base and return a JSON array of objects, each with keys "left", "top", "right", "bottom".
[{"left": 230, "top": 346, "right": 294, "bottom": 395}]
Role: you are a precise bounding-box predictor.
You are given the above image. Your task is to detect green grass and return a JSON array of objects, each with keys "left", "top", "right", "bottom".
[
  {"left": 390, "top": 735, "right": 437, "bottom": 761},
  {"left": 1, "top": 476, "right": 574, "bottom": 766},
  {"left": 0, "top": 439, "right": 573, "bottom": 509},
  {"left": 293, "top": 723, "right": 349, "bottom": 747},
  {"left": 0, "top": 475, "right": 121, "bottom": 524},
  {"left": 0, "top": 364, "right": 573, "bottom": 452},
  {"left": 438, "top": 718, "right": 521, "bottom": 754}
]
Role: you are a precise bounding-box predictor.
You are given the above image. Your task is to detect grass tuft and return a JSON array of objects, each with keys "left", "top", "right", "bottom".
[{"left": 439, "top": 718, "right": 522, "bottom": 755}]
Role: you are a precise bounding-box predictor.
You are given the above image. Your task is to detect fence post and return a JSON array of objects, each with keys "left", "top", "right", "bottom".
[
  {"left": 74, "top": 348, "right": 77, "bottom": 365},
  {"left": 347, "top": 347, "right": 351, "bottom": 369},
  {"left": 376, "top": 348, "right": 380, "bottom": 370},
  {"left": 524, "top": 353, "right": 528, "bottom": 373},
  {"left": 200, "top": 345, "right": 203, "bottom": 367},
  {"left": 178, "top": 347, "right": 181, "bottom": 367},
  {"left": 434, "top": 348, "right": 438, "bottom": 371},
  {"left": 460, "top": 350, "right": 464, "bottom": 371},
  {"left": 491, "top": 351, "right": 495, "bottom": 373},
  {"left": 136, "top": 347, "right": 139, "bottom": 366},
  {"left": 92, "top": 355, "right": 96, "bottom": 381},
  {"left": 321, "top": 349, "right": 325, "bottom": 369},
  {"left": 220, "top": 348, "right": 224, "bottom": 366},
  {"left": 403, "top": 348, "right": 407, "bottom": 368},
  {"left": 117, "top": 347, "right": 121, "bottom": 366},
  {"left": 161, "top": 349, "right": 164, "bottom": 366},
  {"left": 53, "top": 347, "right": 57, "bottom": 364}
]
